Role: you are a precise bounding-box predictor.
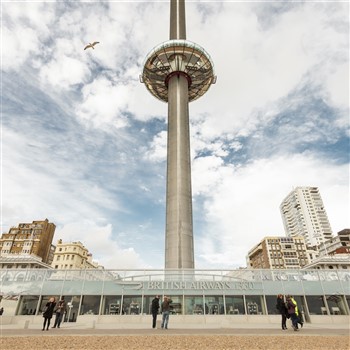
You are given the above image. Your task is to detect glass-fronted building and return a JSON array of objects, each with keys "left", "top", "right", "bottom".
[{"left": 1, "top": 269, "right": 349, "bottom": 325}]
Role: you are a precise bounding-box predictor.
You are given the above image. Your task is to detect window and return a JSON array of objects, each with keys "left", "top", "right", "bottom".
[
  {"left": 17, "top": 295, "right": 39, "bottom": 315},
  {"left": 184, "top": 295, "right": 204, "bottom": 315},
  {"left": 102, "top": 296, "right": 122, "bottom": 315},
  {"left": 225, "top": 296, "right": 245, "bottom": 315},
  {"left": 305, "top": 296, "right": 326, "bottom": 315},
  {"left": 246, "top": 295, "right": 265, "bottom": 315},
  {"left": 204, "top": 295, "right": 224, "bottom": 314},
  {"left": 122, "top": 296, "right": 142, "bottom": 315},
  {"left": 325, "top": 295, "right": 347, "bottom": 315}
]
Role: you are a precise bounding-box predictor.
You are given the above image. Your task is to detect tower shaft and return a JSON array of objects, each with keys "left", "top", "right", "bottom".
[
  {"left": 165, "top": 0, "right": 194, "bottom": 269},
  {"left": 170, "top": 0, "right": 186, "bottom": 39},
  {"left": 142, "top": 0, "right": 215, "bottom": 270}
]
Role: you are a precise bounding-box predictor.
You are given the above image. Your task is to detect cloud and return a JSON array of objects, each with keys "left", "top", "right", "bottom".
[
  {"left": 55, "top": 221, "right": 146, "bottom": 269},
  {"left": 2, "top": 2, "right": 54, "bottom": 71},
  {"left": 195, "top": 154, "right": 349, "bottom": 268},
  {"left": 188, "top": 2, "right": 349, "bottom": 140},
  {"left": 2, "top": 1, "right": 348, "bottom": 270}
]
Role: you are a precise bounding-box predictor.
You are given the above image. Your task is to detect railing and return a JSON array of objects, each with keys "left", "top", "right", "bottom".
[{"left": 1, "top": 268, "right": 349, "bottom": 283}]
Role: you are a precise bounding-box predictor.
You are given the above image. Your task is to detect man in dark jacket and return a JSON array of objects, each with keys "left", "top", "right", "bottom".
[{"left": 151, "top": 295, "right": 160, "bottom": 328}]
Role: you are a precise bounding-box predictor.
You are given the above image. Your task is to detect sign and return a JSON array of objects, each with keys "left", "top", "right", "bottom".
[{"left": 145, "top": 281, "right": 262, "bottom": 291}]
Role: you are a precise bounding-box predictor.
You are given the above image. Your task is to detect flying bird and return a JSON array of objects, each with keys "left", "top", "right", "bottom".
[{"left": 84, "top": 42, "right": 100, "bottom": 50}]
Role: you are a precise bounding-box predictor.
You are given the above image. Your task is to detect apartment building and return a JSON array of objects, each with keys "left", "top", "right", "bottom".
[
  {"left": 247, "top": 236, "right": 310, "bottom": 269},
  {"left": 280, "top": 187, "right": 333, "bottom": 248},
  {"left": 51, "top": 239, "right": 101, "bottom": 270},
  {"left": 0, "top": 219, "right": 56, "bottom": 265}
]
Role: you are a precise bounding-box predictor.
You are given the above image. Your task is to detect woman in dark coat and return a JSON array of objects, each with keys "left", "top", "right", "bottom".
[
  {"left": 276, "top": 294, "right": 288, "bottom": 330},
  {"left": 42, "top": 297, "right": 56, "bottom": 331}
]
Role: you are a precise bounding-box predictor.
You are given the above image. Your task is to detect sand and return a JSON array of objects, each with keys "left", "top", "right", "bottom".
[{"left": 1, "top": 334, "right": 349, "bottom": 350}]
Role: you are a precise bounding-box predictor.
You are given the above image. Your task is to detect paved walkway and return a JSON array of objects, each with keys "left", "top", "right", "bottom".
[{"left": 1, "top": 323, "right": 349, "bottom": 337}]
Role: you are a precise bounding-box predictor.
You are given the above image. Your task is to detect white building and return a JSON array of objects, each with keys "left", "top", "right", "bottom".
[
  {"left": 51, "top": 240, "right": 102, "bottom": 270},
  {"left": 280, "top": 187, "right": 333, "bottom": 248}
]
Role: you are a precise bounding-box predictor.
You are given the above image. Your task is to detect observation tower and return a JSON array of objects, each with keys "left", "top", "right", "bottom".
[{"left": 141, "top": 0, "right": 216, "bottom": 269}]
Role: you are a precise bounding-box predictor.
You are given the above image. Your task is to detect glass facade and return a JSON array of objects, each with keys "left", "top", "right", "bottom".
[{"left": 1, "top": 269, "right": 349, "bottom": 321}]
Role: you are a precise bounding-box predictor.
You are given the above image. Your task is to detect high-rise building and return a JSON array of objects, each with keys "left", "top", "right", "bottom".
[
  {"left": 280, "top": 187, "right": 333, "bottom": 248},
  {"left": 51, "top": 239, "right": 102, "bottom": 270},
  {"left": 0, "top": 219, "right": 55, "bottom": 264},
  {"left": 247, "top": 236, "right": 310, "bottom": 269},
  {"left": 141, "top": 0, "right": 216, "bottom": 268}
]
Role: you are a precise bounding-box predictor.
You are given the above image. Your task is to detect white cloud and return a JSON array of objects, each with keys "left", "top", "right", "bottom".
[
  {"left": 2, "top": 1, "right": 348, "bottom": 270},
  {"left": 195, "top": 154, "right": 349, "bottom": 268},
  {"left": 75, "top": 76, "right": 130, "bottom": 129},
  {"left": 322, "top": 63, "right": 349, "bottom": 111},
  {"left": 188, "top": 2, "right": 349, "bottom": 140},
  {"left": 40, "top": 54, "right": 91, "bottom": 88},
  {"left": 2, "top": 3, "right": 53, "bottom": 71},
  {"left": 144, "top": 131, "right": 167, "bottom": 162},
  {"left": 55, "top": 221, "right": 146, "bottom": 269}
]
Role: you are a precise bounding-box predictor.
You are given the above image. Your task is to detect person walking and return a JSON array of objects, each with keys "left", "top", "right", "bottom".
[
  {"left": 151, "top": 295, "right": 160, "bottom": 328},
  {"left": 52, "top": 296, "right": 67, "bottom": 328},
  {"left": 276, "top": 294, "right": 288, "bottom": 330},
  {"left": 161, "top": 296, "right": 172, "bottom": 330},
  {"left": 42, "top": 297, "right": 56, "bottom": 331},
  {"left": 286, "top": 295, "right": 299, "bottom": 331},
  {"left": 292, "top": 296, "right": 304, "bottom": 328}
]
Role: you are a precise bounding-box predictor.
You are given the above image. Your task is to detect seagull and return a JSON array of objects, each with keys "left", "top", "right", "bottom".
[{"left": 84, "top": 42, "right": 100, "bottom": 50}]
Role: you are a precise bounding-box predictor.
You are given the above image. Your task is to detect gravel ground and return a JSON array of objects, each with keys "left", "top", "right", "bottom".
[{"left": 1, "top": 335, "right": 349, "bottom": 350}]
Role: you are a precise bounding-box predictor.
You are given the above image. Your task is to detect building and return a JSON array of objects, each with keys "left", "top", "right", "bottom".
[
  {"left": 319, "top": 229, "right": 350, "bottom": 256},
  {"left": 302, "top": 254, "right": 350, "bottom": 270},
  {"left": 302, "top": 229, "right": 350, "bottom": 270},
  {"left": 51, "top": 239, "right": 102, "bottom": 270},
  {"left": 0, "top": 255, "right": 52, "bottom": 269},
  {"left": 0, "top": 219, "right": 56, "bottom": 265},
  {"left": 0, "top": 268, "right": 349, "bottom": 326},
  {"left": 247, "top": 236, "right": 311, "bottom": 269},
  {"left": 280, "top": 187, "right": 333, "bottom": 248},
  {"left": 141, "top": 0, "right": 216, "bottom": 269}
]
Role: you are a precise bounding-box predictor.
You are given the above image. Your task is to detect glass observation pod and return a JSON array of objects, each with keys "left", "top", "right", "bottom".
[
  {"left": 141, "top": 40, "right": 216, "bottom": 102},
  {"left": 1, "top": 269, "right": 349, "bottom": 325}
]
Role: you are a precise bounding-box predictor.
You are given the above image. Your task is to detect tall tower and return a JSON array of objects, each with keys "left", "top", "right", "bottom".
[
  {"left": 141, "top": 0, "right": 216, "bottom": 268},
  {"left": 280, "top": 187, "right": 333, "bottom": 248}
]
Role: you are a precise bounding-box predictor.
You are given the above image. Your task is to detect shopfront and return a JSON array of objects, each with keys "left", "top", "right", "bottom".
[{"left": 1, "top": 268, "right": 349, "bottom": 324}]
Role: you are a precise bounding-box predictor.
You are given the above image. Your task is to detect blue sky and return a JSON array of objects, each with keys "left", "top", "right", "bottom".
[{"left": 1, "top": 0, "right": 349, "bottom": 269}]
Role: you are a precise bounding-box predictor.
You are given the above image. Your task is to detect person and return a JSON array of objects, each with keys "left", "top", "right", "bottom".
[
  {"left": 161, "top": 296, "right": 172, "bottom": 330},
  {"left": 286, "top": 295, "right": 299, "bottom": 331},
  {"left": 151, "top": 295, "right": 160, "bottom": 329},
  {"left": 0, "top": 307, "right": 4, "bottom": 315},
  {"left": 52, "top": 296, "right": 67, "bottom": 328},
  {"left": 276, "top": 294, "right": 288, "bottom": 330},
  {"left": 42, "top": 297, "right": 56, "bottom": 331},
  {"left": 293, "top": 296, "right": 304, "bottom": 328}
]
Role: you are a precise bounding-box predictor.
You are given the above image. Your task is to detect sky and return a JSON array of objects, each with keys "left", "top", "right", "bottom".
[{"left": 1, "top": 0, "right": 349, "bottom": 270}]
